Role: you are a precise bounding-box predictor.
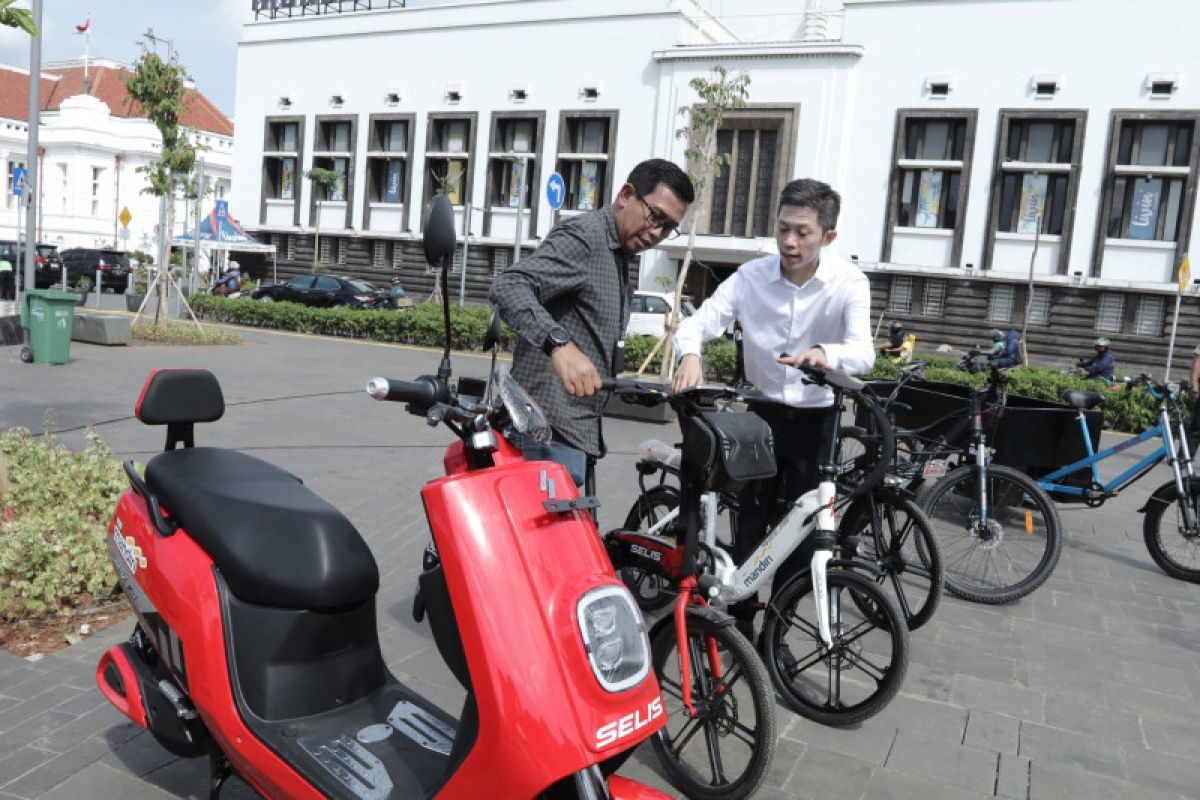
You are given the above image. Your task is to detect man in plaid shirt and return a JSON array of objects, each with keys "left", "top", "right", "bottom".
[{"left": 491, "top": 159, "right": 694, "bottom": 484}]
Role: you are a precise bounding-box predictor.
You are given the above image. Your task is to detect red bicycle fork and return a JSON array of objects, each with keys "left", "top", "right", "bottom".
[{"left": 672, "top": 576, "right": 726, "bottom": 718}]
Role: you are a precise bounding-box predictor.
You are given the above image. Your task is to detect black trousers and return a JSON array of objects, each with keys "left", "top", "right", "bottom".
[
  {"left": 733, "top": 403, "right": 838, "bottom": 603},
  {"left": 0, "top": 271, "right": 13, "bottom": 301}
]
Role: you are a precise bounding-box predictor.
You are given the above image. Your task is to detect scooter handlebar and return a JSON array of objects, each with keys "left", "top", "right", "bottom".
[{"left": 365, "top": 376, "right": 440, "bottom": 406}]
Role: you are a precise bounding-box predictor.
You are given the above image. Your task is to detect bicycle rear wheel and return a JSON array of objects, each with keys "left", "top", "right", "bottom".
[
  {"left": 1143, "top": 478, "right": 1200, "bottom": 583},
  {"left": 840, "top": 493, "right": 942, "bottom": 630},
  {"left": 650, "top": 606, "right": 776, "bottom": 800},
  {"left": 760, "top": 568, "right": 909, "bottom": 726},
  {"left": 918, "top": 464, "right": 1062, "bottom": 603},
  {"left": 620, "top": 486, "right": 679, "bottom": 612}
]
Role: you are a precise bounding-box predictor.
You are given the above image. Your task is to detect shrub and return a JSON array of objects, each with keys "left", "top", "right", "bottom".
[
  {"left": 0, "top": 426, "right": 125, "bottom": 621},
  {"left": 132, "top": 322, "right": 241, "bottom": 345},
  {"left": 624, "top": 335, "right": 737, "bottom": 382}
]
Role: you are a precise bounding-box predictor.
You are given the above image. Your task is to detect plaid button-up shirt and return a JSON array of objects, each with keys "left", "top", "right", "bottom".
[{"left": 490, "top": 206, "right": 634, "bottom": 457}]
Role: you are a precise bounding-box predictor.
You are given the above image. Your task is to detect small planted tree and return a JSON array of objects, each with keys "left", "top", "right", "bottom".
[
  {"left": 638, "top": 66, "right": 750, "bottom": 379},
  {"left": 0, "top": 0, "right": 37, "bottom": 33},
  {"left": 305, "top": 167, "right": 341, "bottom": 273},
  {"left": 125, "top": 42, "right": 199, "bottom": 328}
]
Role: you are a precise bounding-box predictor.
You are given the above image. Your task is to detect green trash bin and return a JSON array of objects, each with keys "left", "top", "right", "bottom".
[{"left": 19, "top": 289, "right": 77, "bottom": 365}]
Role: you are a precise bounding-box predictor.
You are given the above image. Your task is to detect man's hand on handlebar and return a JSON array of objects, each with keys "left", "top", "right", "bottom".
[
  {"left": 672, "top": 353, "right": 704, "bottom": 394},
  {"left": 550, "top": 343, "right": 603, "bottom": 397},
  {"left": 777, "top": 346, "right": 829, "bottom": 370}
]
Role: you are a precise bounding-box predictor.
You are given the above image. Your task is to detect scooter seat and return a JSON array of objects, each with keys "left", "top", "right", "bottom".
[
  {"left": 1061, "top": 389, "right": 1106, "bottom": 410},
  {"left": 144, "top": 447, "right": 379, "bottom": 610}
]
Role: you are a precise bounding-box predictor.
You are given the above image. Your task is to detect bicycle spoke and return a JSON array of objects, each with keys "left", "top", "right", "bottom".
[
  {"left": 668, "top": 715, "right": 705, "bottom": 755},
  {"left": 702, "top": 720, "right": 727, "bottom": 786}
]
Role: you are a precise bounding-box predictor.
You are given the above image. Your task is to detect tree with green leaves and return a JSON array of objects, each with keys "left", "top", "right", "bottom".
[
  {"left": 638, "top": 66, "right": 750, "bottom": 379},
  {"left": 125, "top": 43, "right": 199, "bottom": 327},
  {"left": 0, "top": 0, "right": 37, "bottom": 34},
  {"left": 305, "top": 167, "right": 341, "bottom": 273}
]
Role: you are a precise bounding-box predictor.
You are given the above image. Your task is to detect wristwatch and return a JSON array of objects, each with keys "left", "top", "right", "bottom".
[{"left": 543, "top": 325, "right": 572, "bottom": 356}]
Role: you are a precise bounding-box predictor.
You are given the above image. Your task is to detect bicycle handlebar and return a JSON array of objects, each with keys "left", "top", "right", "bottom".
[{"left": 365, "top": 376, "right": 443, "bottom": 406}]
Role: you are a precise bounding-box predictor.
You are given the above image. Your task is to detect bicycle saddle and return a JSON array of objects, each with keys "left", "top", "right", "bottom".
[{"left": 1061, "top": 389, "right": 1106, "bottom": 410}]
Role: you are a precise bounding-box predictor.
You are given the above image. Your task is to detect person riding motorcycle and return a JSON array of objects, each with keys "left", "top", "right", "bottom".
[
  {"left": 212, "top": 261, "right": 242, "bottom": 296},
  {"left": 1076, "top": 337, "right": 1116, "bottom": 382}
]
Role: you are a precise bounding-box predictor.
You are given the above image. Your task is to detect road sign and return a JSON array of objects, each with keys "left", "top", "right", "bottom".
[
  {"left": 216, "top": 199, "right": 229, "bottom": 218},
  {"left": 11, "top": 166, "right": 26, "bottom": 196},
  {"left": 119, "top": 206, "right": 132, "bottom": 228},
  {"left": 546, "top": 172, "right": 565, "bottom": 210}
]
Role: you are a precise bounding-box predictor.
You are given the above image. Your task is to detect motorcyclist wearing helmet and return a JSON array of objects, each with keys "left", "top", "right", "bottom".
[
  {"left": 879, "top": 320, "right": 907, "bottom": 358},
  {"left": 1076, "top": 337, "right": 1115, "bottom": 382},
  {"left": 988, "top": 328, "right": 1021, "bottom": 368}
]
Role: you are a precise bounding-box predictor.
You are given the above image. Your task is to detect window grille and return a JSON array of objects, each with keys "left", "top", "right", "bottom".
[
  {"left": 888, "top": 276, "right": 913, "bottom": 314},
  {"left": 922, "top": 279, "right": 946, "bottom": 317},
  {"left": 1095, "top": 293, "right": 1125, "bottom": 332},
  {"left": 987, "top": 284, "right": 1016, "bottom": 323},
  {"left": 1133, "top": 296, "right": 1164, "bottom": 336}
]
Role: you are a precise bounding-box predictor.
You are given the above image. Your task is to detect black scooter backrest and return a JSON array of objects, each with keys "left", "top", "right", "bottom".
[{"left": 135, "top": 369, "right": 225, "bottom": 450}]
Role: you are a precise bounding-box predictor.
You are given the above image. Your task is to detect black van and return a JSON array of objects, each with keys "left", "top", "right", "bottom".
[
  {"left": 59, "top": 247, "right": 132, "bottom": 292},
  {"left": 0, "top": 241, "right": 66, "bottom": 289}
]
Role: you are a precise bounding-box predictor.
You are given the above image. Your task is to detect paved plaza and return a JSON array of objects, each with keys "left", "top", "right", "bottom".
[{"left": 1, "top": 317, "right": 1199, "bottom": 799}]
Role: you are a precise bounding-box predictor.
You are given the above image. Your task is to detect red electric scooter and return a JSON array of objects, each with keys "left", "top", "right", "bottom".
[{"left": 95, "top": 196, "right": 671, "bottom": 799}]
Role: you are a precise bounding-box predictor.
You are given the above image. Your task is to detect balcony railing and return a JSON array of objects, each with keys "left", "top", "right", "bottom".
[{"left": 252, "top": 0, "right": 406, "bottom": 20}]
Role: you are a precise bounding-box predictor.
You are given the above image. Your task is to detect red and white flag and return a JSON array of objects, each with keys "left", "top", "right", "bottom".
[{"left": 74, "top": 18, "right": 90, "bottom": 34}]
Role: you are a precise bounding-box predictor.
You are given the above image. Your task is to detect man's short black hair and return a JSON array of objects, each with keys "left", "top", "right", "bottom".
[
  {"left": 778, "top": 178, "right": 840, "bottom": 231},
  {"left": 626, "top": 159, "right": 695, "bottom": 204}
]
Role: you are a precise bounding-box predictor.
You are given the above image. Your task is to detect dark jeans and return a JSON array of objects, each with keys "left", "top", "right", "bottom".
[
  {"left": 0, "top": 271, "right": 13, "bottom": 301},
  {"left": 515, "top": 431, "right": 589, "bottom": 487},
  {"left": 733, "top": 404, "right": 838, "bottom": 604}
]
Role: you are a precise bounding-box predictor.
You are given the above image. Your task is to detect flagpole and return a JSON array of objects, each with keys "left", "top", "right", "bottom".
[{"left": 1166, "top": 253, "right": 1191, "bottom": 381}]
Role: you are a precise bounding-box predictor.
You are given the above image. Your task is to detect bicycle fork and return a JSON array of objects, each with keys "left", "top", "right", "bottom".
[
  {"left": 1164, "top": 407, "right": 1198, "bottom": 531},
  {"left": 810, "top": 479, "right": 837, "bottom": 649},
  {"left": 672, "top": 576, "right": 725, "bottom": 719}
]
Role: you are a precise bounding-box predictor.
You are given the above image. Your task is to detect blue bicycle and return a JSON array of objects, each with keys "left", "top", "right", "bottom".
[{"left": 1033, "top": 374, "right": 1200, "bottom": 582}]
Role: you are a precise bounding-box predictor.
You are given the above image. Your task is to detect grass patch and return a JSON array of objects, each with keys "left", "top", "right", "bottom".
[{"left": 132, "top": 322, "right": 241, "bottom": 345}]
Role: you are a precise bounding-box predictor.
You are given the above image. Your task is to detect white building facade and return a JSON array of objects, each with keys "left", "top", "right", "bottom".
[
  {"left": 231, "top": 0, "right": 1200, "bottom": 369},
  {"left": 0, "top": 60, "right": 233, "bottom": 260}
]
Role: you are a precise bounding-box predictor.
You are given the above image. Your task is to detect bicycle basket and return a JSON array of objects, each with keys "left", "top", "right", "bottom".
[{"left": 680, "top": 409, "right": 776, "bottom": 491}]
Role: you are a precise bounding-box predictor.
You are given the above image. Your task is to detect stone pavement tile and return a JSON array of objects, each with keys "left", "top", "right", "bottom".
[
  {"left": 1018, "top": 661, "right": 1106, "bottom": 707},
  {"left": 1110, "top": 599, "right": 1189, "bottom": 630},
  {"left": 141, "top": 756, "right": 260, "bottom": 800},
  {"left": 0, "top": 687, "right": 88, "bottom": 736},
  {"left": 0, "top": 711, "right": 75, "bottom": 755},
  {"left": 1102, "top": 679, "right": 1198, "bottom": 726},
  {"left": 885, "top": 727, "right": 998, "bottom": 795},
  {"left": 860, "top": 765, "right": 992, "bottom": 800},
  {"left": 616, "top": 744, "right": 677, "bottom": 796},
  {"left": 780, "top": 713, "right": 897, "bottom": 767},
  {"left": 0, "top": 665, "right": 85, "bottom": 703},
  {"left": 1121, "top": 742, "right": 1200, "bottom": 799},
  {"left": 38, "top": 703, "right": 140, "bottom": 754},
  {"left": 0, "top": 737, "right": 110, "bottom": 798},
  {"left": 98, "top": 730, "right": 179, "bottom": 779},
  {"left": 963, "top": 709, "right": 1020, "bottom": 755},
  {"left": 996, "top": 752, "right": 1030, "bottom": 799},
  {"left": 1029, "top": 759, "right": 1184, "bottom": 800},
  {"left": 782, "top": 741, "right": 875, "bottom": 800},
  {"left": 900, "top": 663, "right": 954, "bottom": 704},
  {"left": 1119, "top": 659, "right": 1193, "bottom": 698},
  {"left": 924, "top": 599, "right": 1016, "bottom": 637},
  {"left": 928, "top": 618, "right": 1021, "bottom": 661},
  {"left": 870, "top": 693, "right": 967, "bottom": 744},
  {"left": 950, "top": 674, "right": 1046, "bottom": 723},
  {"left": 1018, "top": 721, "right": 1125, "bottom": 779},
  {"left": 912, "top": 639, "right": 1021, "bottom": 688},
  {"left": 1140, "top": 714, "right": 1200, "bottom": 762},
  {"left": 1131, "top": 577, "right": 1200, "bottom": 604},
  {"left": 760, "top": 734, "right": 805, "bottom": 791},
  {"left": 1030, "top": 592, "right": 1108, "bottom": 634},
  {"left": 50, "top": 691, "right": 107, "bottom": 718},
  {"left": 36, "top": 762, "right": 176, "bottom": 800},
  {"left": 1008, "top": 614, "right": 1092, "bottom": 651},
  {"left": 0, "top": 746, "right": 57, "bottom": 789},
  {"left": 1043, "top": 694, "right": 1144, "bottom": 746}
]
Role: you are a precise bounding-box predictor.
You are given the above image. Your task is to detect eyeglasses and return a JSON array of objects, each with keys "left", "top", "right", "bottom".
[{"left": 635, "top": 192, "right": 683, "bottom": 240}]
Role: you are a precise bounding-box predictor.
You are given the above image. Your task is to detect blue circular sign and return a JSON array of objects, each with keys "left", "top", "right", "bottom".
[{"left": 546, "top": 172, "right": 566, "bottom": 211}]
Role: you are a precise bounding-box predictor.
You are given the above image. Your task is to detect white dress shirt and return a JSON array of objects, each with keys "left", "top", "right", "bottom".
[{"left": 673, "top": 252, "right": 875, "bottom": 407}]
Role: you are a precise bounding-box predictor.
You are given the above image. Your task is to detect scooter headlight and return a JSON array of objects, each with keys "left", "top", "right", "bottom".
[{"left": 576, "top": 585, "right": 650, "bottom": 693}]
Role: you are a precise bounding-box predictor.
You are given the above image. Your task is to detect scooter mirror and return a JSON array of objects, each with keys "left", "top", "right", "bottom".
[
  {"left": 423, "top": 195, "right": 456, "bottom": 268},
  {"left": 483, "top": 308, "right": 503, "bottom": 352}
]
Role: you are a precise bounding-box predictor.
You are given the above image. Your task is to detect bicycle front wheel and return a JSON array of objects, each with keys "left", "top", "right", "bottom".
[
  {"left": 840, "top": 493, "right": 943, "bottom": 630},
  {"left": 918, "top": 464, "right": 1062, "bottom": 604},
  {"left": 650, "top": 606, "right": 776, "bottom": 800},
  {"left": 1143, "top": 478, "right": 1200, "bottom": 582},
  {"left": 760, "top": 568, "right": 909, "bottom": 727},
  {"left": 620, "top": 486, "right": 679, "bottom": 612}
]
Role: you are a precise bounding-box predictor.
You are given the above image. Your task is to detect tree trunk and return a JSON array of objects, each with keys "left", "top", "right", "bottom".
[{"left": 312, "top": 200, "right": 322, "bottom": 273}]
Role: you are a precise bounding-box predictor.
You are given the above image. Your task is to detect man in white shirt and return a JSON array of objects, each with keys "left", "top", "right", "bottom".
[{"left": 672, "top": 178, "right": 875, "bottom": 637}]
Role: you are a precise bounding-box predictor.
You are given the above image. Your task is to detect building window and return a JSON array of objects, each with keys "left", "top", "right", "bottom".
[
  {"left": 1103, "top": 115, "right": 1198, "bottom": 243},
  {"left": 888, "top": 276, "right": 913, "bottom": 314},
  {"left": 1133, "top": 295, "right": 1165, "bottom": 336},
  {"left": 58, "top": 163, "right": 68, "bottom": 212},
  {"left": 556, "top": 113, "right": 616, "bottom": 212},
  {"left": 319, "top": 236, "right": 334, "bottom": 265},
  {"left": 263, "top": 118, "right": 301, "bottom": 201},
  {"left": 492, "top": 247, "right": 510, "bottom": 276},
  {"left": 487, "top": 115, "right": 539, "bottom": 209},
  {"left": 987, "top": 284, "right": 1016, "bottom": 323},
  {"left": 337, "top": 238, "right": 347, "bottom": 266},
  {"left": 286, "top": 235, "right": 296, "bottom": 261},
  {"left": 391, "top": 244, "right": 404, "bottom": 269},
  {"left": 372, "top": 240, "right": 389, "bottom": 268},
  {"left": 703, "top": 107, "right": 798, "bottom": 238},
  {"left": 993, "top": 114, "right": 1084, "bottom": 237},
  {"left": 367, "top": 115, "right": 413, "bottom": 206},
  {"left": 312, "top": 117, "right": 354, "bottom": 204},
  {"left": 1095, "top": 293, "right": 1125, "bottom": 332},
  {"left": 922, "top": 279, "right": 946, "bottom": 317},
  {"left": 318, "top": 120, "right": 351, "bottom": 153},
  {"left": 1026, "top": 287, "right": 1052, "bottom": 326},
  {"left": 426, "top": 115, "right": 475, "bottom": 207},
  {"left": 91, "top": 167, "right": 103, "bottom": 217}
]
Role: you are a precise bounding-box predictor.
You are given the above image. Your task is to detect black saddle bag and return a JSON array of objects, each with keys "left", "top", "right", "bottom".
[{"left": 680, "top": 409, "right": 777, "bottom": 492}]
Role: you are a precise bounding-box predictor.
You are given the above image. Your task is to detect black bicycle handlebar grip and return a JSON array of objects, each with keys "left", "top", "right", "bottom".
[{"left": 365, "top": 376, "right": 440, "bottom": 406}]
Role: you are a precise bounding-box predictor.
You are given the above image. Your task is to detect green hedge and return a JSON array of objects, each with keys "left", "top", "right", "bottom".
[
  {"left": 866, "top": 354, "right": 1183, "bottom": 433},
  {"left": 622, "top": 335, "right": 737, "bottom": 382}
]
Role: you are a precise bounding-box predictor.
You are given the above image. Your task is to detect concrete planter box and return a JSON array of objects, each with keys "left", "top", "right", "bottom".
[
  {"left": 72, "top": 313, "right": 132, "bottom": 346},
  {"left": 126, "top": 293, "right": 148, "bottom": 312},
  {"left": 603, "top": 377, "right": 676, "bottom": 424}
]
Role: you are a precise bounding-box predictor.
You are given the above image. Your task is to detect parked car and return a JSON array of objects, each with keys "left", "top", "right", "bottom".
[
  {"left": 0, "top": 241, "right": 66, "bottom": 289},
  {"left": 626, "top": 290, "right": 696, "bottom": 337},
  {"left": 251, "top": 275, "right": 391, "bottom": 308},
  {"left": 59, "top": 247, "right": 132, "bottom": 292}
]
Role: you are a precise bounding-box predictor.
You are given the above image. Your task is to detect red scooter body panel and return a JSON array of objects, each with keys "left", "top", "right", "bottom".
[
  {"left": 106, "top": 491, "right": 323, "bottom": 800},
  {"left": 424, "top": 458, "right": 666, "bottom": 798}
]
